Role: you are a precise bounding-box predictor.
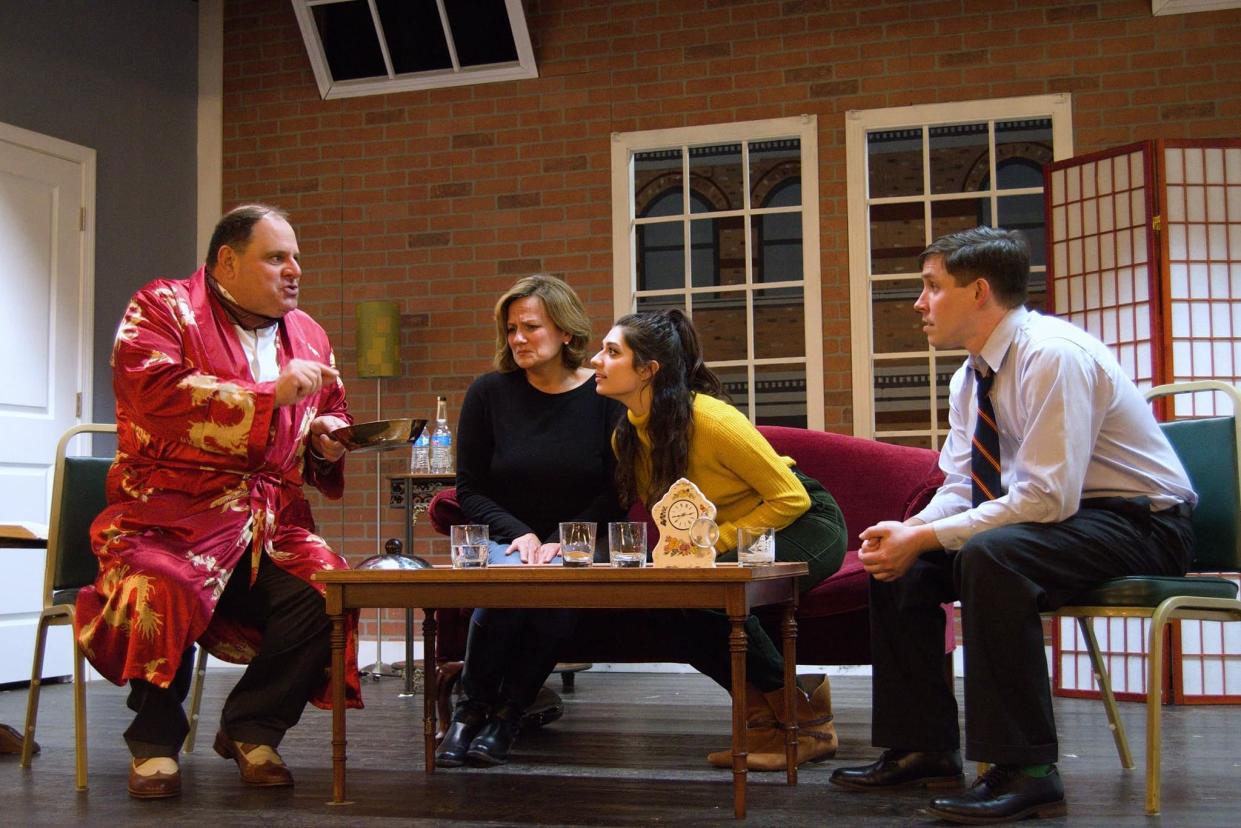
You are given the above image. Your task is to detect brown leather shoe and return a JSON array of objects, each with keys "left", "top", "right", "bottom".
[
  {"left": 213, "top": 730, "right": 293, "bottom": 787},
  {"left": 128, "top": 757, "right": 181, "bottom": 799}
]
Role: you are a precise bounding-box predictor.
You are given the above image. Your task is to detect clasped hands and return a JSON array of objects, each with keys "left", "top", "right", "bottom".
[{"left": 857, "top": 519, "right": 939, "bottom": 582}]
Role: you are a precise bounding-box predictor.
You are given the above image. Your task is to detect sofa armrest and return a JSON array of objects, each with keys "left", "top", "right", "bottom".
[{"left": 427, "top": 487, "right": 465, "bottom": 536}]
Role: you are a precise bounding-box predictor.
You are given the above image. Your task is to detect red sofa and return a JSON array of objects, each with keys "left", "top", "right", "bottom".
[{"left": 426, "top": 426, "right": 953, "bottom": 721}]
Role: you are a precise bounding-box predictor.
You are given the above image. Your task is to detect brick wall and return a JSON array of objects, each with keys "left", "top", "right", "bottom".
[{"left": 221, "top": 0, "right": 1241, "bottom": 602}]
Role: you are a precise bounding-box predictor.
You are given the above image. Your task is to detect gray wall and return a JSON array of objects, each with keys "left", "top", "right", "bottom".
[{"left": 0, "top": 0, "right": 199, "bottom": 425}]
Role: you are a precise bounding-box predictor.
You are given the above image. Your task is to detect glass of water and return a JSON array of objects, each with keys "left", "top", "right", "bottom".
[
  {"left": 450, "top": 524, "right": 489, "bottom": 569},
  {"left": 559, "top": 521, "right": 596, "bottom": 567},
  {"left": 737, "top": 526, "right": 775, "bottom": 566},
  {"left": 608, "top": 521, "right": 647, "bottom": 568}
]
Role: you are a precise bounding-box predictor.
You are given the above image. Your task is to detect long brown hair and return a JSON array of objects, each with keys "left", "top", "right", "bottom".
[{"left": 612, "top": 309, "right": 726, "bottom": 506}]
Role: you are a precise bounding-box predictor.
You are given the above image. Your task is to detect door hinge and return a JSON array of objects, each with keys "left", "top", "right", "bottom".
[
  {"left": 80, "top": 206, "right": 86, "bottom": 231},
  {"left": 75, "top": 392, "right": 82, "bottom": 418}
]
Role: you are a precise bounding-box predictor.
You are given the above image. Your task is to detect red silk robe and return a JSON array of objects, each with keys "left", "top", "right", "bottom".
[{"left": 75, "top": 266, "right": 362, "bottom": 710}]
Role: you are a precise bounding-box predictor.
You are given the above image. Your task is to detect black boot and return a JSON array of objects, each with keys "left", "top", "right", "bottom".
[
  {"left": 467, "top": 705, "right": 522, "bottom": 766},
  {"left": 435, "top": 702, "right": 488, "bottom": 768}
]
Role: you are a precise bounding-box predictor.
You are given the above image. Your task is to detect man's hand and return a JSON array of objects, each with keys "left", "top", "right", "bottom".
[
  {"left": 308, "top": 415, "right": 349, "bottom": 463},
  {"left": 857, "top": 520, "right": 939, "bottom": 582},
  {"left": 506, "top": 533, "right": 561, "bottom": 565},
  {"left": 274, "top": 359, "right": 340, "bottom": 407}
]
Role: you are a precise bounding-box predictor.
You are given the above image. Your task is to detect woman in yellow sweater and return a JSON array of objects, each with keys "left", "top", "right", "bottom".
[{"left": 591, "top": 308, "right": 847, "bottom": 770}]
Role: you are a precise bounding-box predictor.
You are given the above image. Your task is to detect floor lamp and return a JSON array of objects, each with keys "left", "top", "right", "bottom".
[{"left": 354, "top": 300, "right": 402, "bottom": 679}]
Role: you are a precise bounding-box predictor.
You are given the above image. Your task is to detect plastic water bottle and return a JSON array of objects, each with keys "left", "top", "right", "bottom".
[
  {"left": 410, "top": 428, "right": 430, "bottom": 473},
  {"left": 429, "top": 396, "right": 453, "bottom": 474}
]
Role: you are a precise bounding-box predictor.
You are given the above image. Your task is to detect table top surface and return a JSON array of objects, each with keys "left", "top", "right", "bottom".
[{"left": 315, "top": 561, "right": 808, "bottom": 586}]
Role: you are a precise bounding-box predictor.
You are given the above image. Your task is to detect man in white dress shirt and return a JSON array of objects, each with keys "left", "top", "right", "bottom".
[{"left": 830, "top": 226, "right": 1197, "bottom": 824}]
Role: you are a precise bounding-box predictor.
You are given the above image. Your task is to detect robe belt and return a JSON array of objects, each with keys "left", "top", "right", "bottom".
[{"left": 244, "top": 469, "right": 292, "bottom": 586}]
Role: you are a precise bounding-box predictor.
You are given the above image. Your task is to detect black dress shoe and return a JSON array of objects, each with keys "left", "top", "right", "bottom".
[
  {"left": 830, "top": 749, "right": 963, "bottom": 790},
  {"left": 435, "top": 704, "right": 488, "bottom": 768},
  {"left": 467, "top": 707, "right": 521, "bottom": 766},
  {"left": 929, "top": 764, "right": 1066, "bottom": 824}
]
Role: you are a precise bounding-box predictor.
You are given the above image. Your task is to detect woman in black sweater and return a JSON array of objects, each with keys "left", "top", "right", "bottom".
[{"left": 435, "top": 274, "right": 624, "bottom": 767}]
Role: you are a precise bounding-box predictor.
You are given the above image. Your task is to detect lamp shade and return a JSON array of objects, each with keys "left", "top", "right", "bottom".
[{"left": 355, "top": 300, "right": 401, "bottom": 378}]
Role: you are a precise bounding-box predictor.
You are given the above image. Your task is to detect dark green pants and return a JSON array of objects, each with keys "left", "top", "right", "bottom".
[{"left": 659, "top": 468, "right": 847, "bottom": 693}]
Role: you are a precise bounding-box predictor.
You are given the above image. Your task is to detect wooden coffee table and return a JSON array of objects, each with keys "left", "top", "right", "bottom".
[{"left": 316, "top": 561, "right": 807, "bottom": 819}]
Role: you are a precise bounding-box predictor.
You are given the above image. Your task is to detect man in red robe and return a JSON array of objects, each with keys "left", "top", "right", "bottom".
[{"left": 75, "top": 204, "right": 362, "bottom": 799}]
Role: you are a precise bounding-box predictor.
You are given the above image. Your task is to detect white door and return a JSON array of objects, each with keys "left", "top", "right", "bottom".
[
  {"left": 0, "top": 122, "right": 95, "bottom": 528},
  {"left": 0, "top": 122, "right": 95, "bottom": 683}
]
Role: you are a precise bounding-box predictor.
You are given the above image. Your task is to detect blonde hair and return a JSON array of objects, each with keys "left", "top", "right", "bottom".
[{"left": 493, "top": 274, "right": 592, "bottom": 372}]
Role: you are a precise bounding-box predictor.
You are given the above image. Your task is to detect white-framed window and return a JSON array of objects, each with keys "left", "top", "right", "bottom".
[
  {"left": 846, "top": 95, "right": 1074, "bottom": 447},
  {"left": 292, "top": 0, "right": 537, "bottom": 100},
  {"left": 610, "top": 116, "right": 824, "bottom": 429}
]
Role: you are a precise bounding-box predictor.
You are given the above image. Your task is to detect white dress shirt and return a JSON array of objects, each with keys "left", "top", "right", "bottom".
[
  {"left": 916, "top": 307, "right": 1197, "bottom": 551},
  {"left": 234, "top": 324, "right": 279, "bottom": 382}
]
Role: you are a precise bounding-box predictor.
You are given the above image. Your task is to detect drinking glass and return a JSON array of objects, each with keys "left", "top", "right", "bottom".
[
  {"left": 737, "top": 526, "right": 776, "bottom": 566},
  {"left": 450, "top": 524, "right": 489, "bottom": 569},
  {"left": 559, "top": 521, "right": 596, "bottom": 567},
  {"left": 608, "top": 521, "right": 647, "bottom": 568}
]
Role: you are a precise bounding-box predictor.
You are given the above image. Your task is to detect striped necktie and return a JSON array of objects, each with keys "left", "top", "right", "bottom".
[{"left": 971, "top": 368, "right": 1002, "bottom": 507}]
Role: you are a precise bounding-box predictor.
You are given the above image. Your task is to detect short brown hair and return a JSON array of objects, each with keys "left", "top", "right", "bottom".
[
  {"left": 919, "top": 225, "right": 1030, "bottom": 308},
  {"left": 493, "top": 274, "right": 592, "bottom": 372},
  {"left": 205, "top": 204, "right": 290, "bottom": 272}
]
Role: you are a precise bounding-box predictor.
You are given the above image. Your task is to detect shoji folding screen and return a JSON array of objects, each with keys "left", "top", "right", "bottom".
[{"left": 1047, "top": 138, "right": 1241, "bottom": 704}]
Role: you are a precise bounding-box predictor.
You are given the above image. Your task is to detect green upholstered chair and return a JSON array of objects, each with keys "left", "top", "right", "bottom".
[
  {"left": 19, "top": 424, "right": 208, "bottom": 789},
  {"left": 1054, "top": 380, "right": 1241, "bottom": 815}
]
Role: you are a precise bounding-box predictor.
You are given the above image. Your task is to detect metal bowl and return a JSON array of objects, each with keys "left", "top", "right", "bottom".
[{"left": 330, "top": 418, "right": 427, "bottom": 453}]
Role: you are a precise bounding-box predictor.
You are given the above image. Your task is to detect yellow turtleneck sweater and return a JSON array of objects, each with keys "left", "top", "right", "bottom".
[{"left": 626, "top": 393, "right": 809, "bottom": 552}]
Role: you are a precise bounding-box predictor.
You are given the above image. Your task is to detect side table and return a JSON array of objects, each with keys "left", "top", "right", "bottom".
[{"left": 386, "top": 472, "right": 455, "bottom": 694}]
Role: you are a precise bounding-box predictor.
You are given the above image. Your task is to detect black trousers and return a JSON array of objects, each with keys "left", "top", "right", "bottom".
[
  {"left": 461, "top": 608, "right": 578, "bottom": 712},
  {"left": 869, "top": 499, "right": 1193, "bottom": 765},
  {"left": 124, "top": 551, "right": 331, "bottom": 758}
]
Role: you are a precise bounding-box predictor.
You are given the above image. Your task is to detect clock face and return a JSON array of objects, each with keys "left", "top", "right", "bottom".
[{"left": 666, "top": 498, "right": 700, "bottom": 530}]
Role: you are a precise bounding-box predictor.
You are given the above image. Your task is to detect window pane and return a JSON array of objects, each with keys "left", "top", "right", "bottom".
[
  {"left": 637, "top": 220, "right": 683, "bottom": 291},
  {"left": 635, "top": 294, "right": 685, "bottom": 314},
  {"left": 635, "top": 149, "right": 682, "bottom": 216},
  {"left": 996, "top": 193, "right": 1047, "bottom": 268},
  {"left": 715, "top": 367, "right": 751, "bottom": 417},
  {"left": 690, "top": 216, "right": 744, "bottom": 287},
  {"left": 692, "top": 290, "right": 747, "bottom": 361},
  {"left": 314, "top": 0, "right": 387, "bottom": 81},
  {"left": 755, "top": 363, "right": 807, "bottom": 428},
  {"left": 874, "top": 357, "right": 934, "bottom": 432},
  {"left": 752, "top": 213, "right": 802, "bottom": 284},
  {"left": 872, "top": 278, "right": 925, "bottom": 353},
  {"left": 377, "top": 0, "right": 452, "bottom": 74},
  {"left": 755, "top": 287, "right": 805, "bottom": 360},
  {"left": 870, "top": 202, "right": 924, "bottom": 275},
  {"left": 930, "top": 122, "right": 989, "bottom": 195},
  {"left": 931, "top": 197, "right": 988, "bottom": 242},
  {"left": 868, "top": 128, "right": 923, "bottom": 199},
  {"left": 441, "top": 0, "right": 518, "bottom": 67},
  {"left": 751, "top": 139, "right": 801, "bottom": 207},
  {"left": 995, "top": 118, "right": 1053, "bottom": 190},
  {"left": 688, "top": 143, "right": 742, "bottom": 213}
]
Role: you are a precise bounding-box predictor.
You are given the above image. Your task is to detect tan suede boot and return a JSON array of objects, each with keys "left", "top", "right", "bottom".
[
  {"left": 747, "top": 674, "right": 838, "bottom": 771},
  {"left": 706, "top": 683, "right": 778, "bottom": 768}
]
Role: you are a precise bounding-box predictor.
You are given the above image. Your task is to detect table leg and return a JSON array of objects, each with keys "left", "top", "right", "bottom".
[
  {"left": 729, "top": 611, "right": 747, "bottom": 820},
  {"left": 781, "top": 603, "right": 798, "bottom": 785},
  {"left": 330, "top": 609, "right": 348, "bottom": 803},
  {"left": 423, "top": 608, "right": 438, "bottom": 774},
  {"left": 400, "top": 609, "right": 417, "bottom": 697}
]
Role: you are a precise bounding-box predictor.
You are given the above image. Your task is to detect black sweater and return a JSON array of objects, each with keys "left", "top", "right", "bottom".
[{"left": 454, "top": 370, "right": 625, "bottom": 543}]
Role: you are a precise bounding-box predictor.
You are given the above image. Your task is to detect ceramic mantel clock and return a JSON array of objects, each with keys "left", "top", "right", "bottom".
[{"left": 651, "top": 478, "right": 717, "bottom": 568}]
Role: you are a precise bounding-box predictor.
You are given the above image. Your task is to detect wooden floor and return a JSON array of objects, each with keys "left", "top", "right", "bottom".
[{"left": 2, "top": 668, "right": 1238, "bottom": 826}]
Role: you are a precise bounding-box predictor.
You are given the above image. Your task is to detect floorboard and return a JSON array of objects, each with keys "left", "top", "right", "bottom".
[{"left": 2, "top": 669, "right": 1238, "bottom": 826}]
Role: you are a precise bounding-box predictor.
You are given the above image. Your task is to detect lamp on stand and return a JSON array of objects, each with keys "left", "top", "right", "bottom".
[{"left": 352, "top": 300, "right": 425, "bottom": 680}]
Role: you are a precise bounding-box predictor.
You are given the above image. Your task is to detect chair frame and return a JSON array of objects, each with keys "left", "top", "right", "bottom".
[
  {"left": 19, "top": 423, "right": 208, "bottom": 790},
  {"left": 1052, "top": 380, "right": 1241, "bottom": 815}
]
